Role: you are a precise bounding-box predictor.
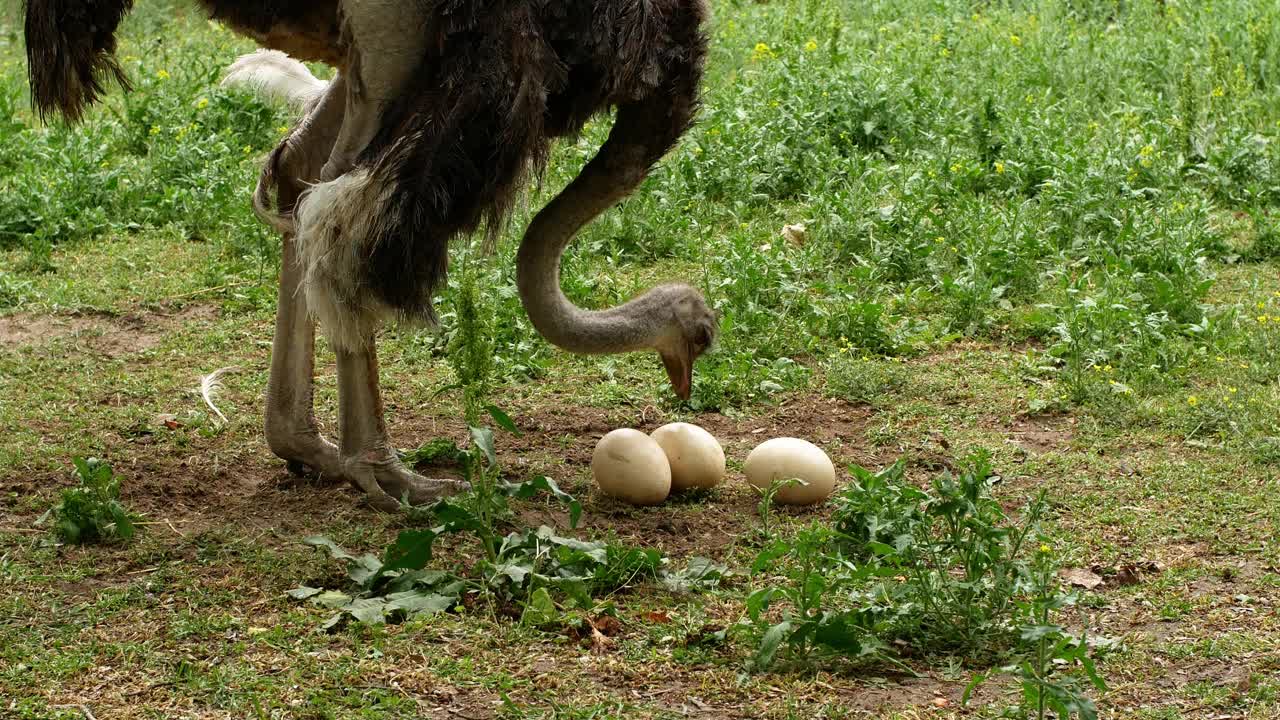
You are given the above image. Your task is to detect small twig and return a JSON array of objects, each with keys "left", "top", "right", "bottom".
[
  {"left": 165, "top": 519, "right": 187, "bottom": 538},
  {"left": 0, "top": 527, "right": 43, "bottom": 534},
  {"left": 126, "top": 566, "right": 161, "bottom": 576}
]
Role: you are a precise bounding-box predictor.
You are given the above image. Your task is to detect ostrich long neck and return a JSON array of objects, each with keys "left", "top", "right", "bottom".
[{"left": 516, "top": 142, "right": 667, "bottom": 355}]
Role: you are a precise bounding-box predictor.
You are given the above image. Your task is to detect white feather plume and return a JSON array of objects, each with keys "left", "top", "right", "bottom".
[
  {"left": 222, "top": 50, "right": 328, "bottom": 110},
  {"left": 200, "top": 367, "right": 239, "bottom": 424}
]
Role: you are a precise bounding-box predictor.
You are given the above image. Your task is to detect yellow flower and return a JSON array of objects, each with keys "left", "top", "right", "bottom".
[
  {"left": 1259, "top": 315, "right": 1270, "bottom": 324},
  {"left": 1187, "top": 395, "right": 1199, "bottom": 407},
  {"left": 804, "top": 39, "right": 819, "bottom": 52},
  {"left": 1039, "top": 544, "right": 1051, "bottom": 554},
  {"left": 751, "top": 42, "right": 776, "bottom": 61},
  {"left": 1211, "top": 86, "right": 1225, "bottom": 98},
  {"left": 156, "top": 69, "right": 170, "bottom": 80},
  {"left": 940, "top": 47, "right": 951, "bottom": 58},
  {"left": 196, "top": 97, "right": 209, "bottom": 110},
  {"left": 994, "top": 162, "right": 1005, "bottom": 174},
  {"left": 149, "top": 125, "right": 161, "bottom": 136},
  {"left": 1010, "top": 34, "right": 1022, "bottom": 47}
]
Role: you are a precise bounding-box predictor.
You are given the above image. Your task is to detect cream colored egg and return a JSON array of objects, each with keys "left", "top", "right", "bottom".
[
  {"left": 650, "top": 422, "right": 725, "bottom": 492},
  {"left": 744, "top": 437, "right": 836, "bottom": 505},
  {"left": 592, "top": 429, "right": 672, "bottom": 506}
]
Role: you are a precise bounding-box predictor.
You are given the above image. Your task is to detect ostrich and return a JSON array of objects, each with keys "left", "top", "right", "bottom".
[{"left": 25, "top": 0, "right": 717, "bottom": 510}]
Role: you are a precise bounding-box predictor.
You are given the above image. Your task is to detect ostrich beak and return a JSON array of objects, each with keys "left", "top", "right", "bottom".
[{"left": 660, "top": 346, "right": 693, "bottom": 400}]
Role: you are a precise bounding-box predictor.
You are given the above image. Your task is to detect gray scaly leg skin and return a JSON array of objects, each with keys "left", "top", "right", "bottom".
[
  {"left": 264, "top": 231, "right": 345, "bottom": 480},
  {"left": 335, "top": 345, "right": 469, "bottom": 510},
  {"left": 321, "top": 0, "right": 431, "bottom": 181},
  {"left": 263, "top": 82, "right": 347, "bottom": 478}
]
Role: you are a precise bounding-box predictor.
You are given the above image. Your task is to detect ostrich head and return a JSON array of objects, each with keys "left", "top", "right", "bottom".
[{"left": 650, "top": 284, "right": 718, "bottom": 400}]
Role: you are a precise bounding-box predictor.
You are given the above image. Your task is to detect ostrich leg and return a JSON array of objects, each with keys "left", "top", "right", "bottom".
[
  {"left": 286, "top": 2, "right": 467, "bottom": 507},
  {"left": 264, "top": 81, "right": 346, "bottom": 477},
  {"left": 320, "top": 0, "right": 430, "bottom": 181},
  {"left": 334, "top": 345, "right": 468, "bottom": 511}
]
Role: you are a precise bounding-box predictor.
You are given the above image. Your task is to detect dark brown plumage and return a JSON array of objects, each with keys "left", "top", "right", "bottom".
[
  {"left": 24, "top": 0, "right": 135, "bottom": 121},
  {"left": 356, "top": 0, "right": 708, "bottom": 325}
]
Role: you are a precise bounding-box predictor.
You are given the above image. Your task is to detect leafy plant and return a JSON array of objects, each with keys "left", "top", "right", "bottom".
[
  {"left": 746, "top": 525, "right": 899, "bottom": 672},
  {"left": 965, "top": 545, "right": 1108, "bottom": 720},
  {"left": 852, "top": 450, "right": 1046, "bottom": 653},
  {"left": 746, "top": 451, "right": 1106, "bottom": 717},
  {"left": 295, "top": 496, "right": 722, "bottom": 628},
  {"left": 753, "top": 476, "right": 804, "bottom": 542},
  {"left": 40, "top": 458, "right": 138, "bottom": 544},
  {"left": 830, "top": 459, "right": 923, "bottom": 560}
]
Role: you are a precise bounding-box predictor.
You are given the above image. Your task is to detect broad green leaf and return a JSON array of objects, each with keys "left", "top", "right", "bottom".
[
  {"left": 520, "top": 587, "right": 558, "bottom": 626},
  {"left": 753, "top": 621, "right": 792, "bottom": 670},
  {"left": 287, "top": 586, "right": 323, "bottom": 600},
  {"left": 813, "top": 615, "right": 863, "bottom": 654},
  {"left": 745, "top": 588, "right": 776, "bottom": 620},
  {"left": 469, "top": 426, "right": 497, "bottom": 467},
  {"left": 503, "top": 476, "right": 582, "bottom": 528},
  {"left": 431, "top": 499, "right": 486, "bottom": 534},
  {"left": 961, "top": 672, "right": 988, "bottom": 705},
  {"left": 312, "top": 590, "right": 353, "bottom": 609},
  {"left": 345, "top": 597, "right": 388, "bottom": 624},
  {"left": 661, "top": 557, "right": 727, "bottom": 592},
  {"left": 750, "top": 541, "right": 790, "bottom": 574},
  {"left": 303, "top": 536, "right": 359, "bottom": 562},
  {"left": 866, "top": 541, "right": 897, "bottom": 557},
  {"left": 493, "top": 562, "right": 532, "bottom": 584},
  {"left": 485, "top": 405, "right": 520, "bottom": 434},
  {"left": 1020, "top": 624, "right": 1065, "bottom": 642},
  {"left": 385, "top": 590, "right": 455, "bottom": 615},
  {"left": 378, "top": 529, "right": 440, "bottom": 578}
]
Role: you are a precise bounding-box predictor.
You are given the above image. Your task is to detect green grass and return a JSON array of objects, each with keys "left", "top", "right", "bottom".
[{"left": 2, "top": 0, "right": 1280, "bottom": 717}]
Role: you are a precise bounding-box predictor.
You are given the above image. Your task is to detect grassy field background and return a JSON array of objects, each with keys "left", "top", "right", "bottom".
[{"left": 1, "top": 0, "right": 1278, "bottom": 717}]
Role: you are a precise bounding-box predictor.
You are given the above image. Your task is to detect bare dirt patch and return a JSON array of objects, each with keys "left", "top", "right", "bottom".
[
  {"left": 0, "top": 304, "right": 220, "bottom": 358},
  {"left": 1007, "top": 414, "right": 1075, "bottom": 455}
]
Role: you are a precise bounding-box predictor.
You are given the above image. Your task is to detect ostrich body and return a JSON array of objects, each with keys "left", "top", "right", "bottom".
[{"left": 25, "top": 0, "right": 715, "bottom": 510}]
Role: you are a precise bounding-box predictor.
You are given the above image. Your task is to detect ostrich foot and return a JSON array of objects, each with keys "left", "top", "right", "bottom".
[
  {"left": 344, "top": 451, "right": 470, "bottom": 511},
  {"left": 272, "top": 432, "right": 343, "bottom": 479},
  {"left": 335, "top": 345, "right": 470, "bottom": 512},
  {"left": 271, "top": 435, "right": 467, "bottom": 509}
]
